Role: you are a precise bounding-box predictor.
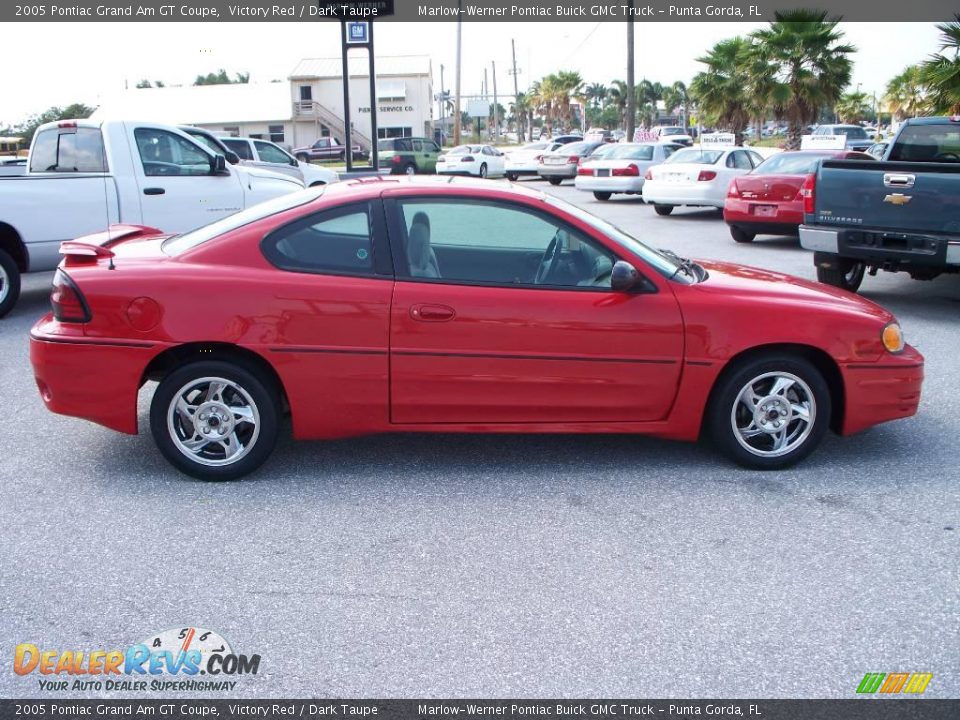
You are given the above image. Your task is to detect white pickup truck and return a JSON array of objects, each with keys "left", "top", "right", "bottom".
[{"left": 0, "top": 119, "right": 305, "bottom": 317}]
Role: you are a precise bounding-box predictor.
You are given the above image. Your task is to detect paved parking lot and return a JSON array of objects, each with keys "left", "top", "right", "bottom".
[{"left": 1, "top": 179, "right": 957, "bottom": 699}]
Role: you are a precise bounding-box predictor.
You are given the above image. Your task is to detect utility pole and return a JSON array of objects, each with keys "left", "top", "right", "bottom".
[
  {"left": 439, "top": 64, "right": 446, "bottom": 145},
  {"left": 510, "top": 39, "right": 521, "bottom": 139},
  {"left": 626, "top": 2, "right": 636, "bottom": 141},
  {"left": 453, "top": 11, "right": 462, "bottom": 146},
  {"left": 484, "top": 67, "right": 489, "bottom": 139},
  {"left": 492, "top": 61, "right": 499, "bottom": 141}
]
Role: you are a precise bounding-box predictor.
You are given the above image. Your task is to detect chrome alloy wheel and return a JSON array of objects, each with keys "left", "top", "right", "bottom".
[
  {"left": 166, "top": 377, "right": 260, "bottom": 467},
  {"left": 730, "top": 371, "right": 815, "bottom": 458},
  {"left": 0, "top": 262, "right": 8, "bottom": 304}
]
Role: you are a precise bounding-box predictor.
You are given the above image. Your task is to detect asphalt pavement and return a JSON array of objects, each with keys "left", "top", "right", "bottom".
[{"left": 0, "top": 179, "right": 957, "bottom": 699}]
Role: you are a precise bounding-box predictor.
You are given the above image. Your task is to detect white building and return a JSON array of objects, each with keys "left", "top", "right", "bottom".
[{"left": 91, "top": 54, "right": 434, "bottom": 152}]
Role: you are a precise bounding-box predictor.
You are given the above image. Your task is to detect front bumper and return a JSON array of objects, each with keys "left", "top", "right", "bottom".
[
  {"left": 840, "top": 345, "right": 924, "bottom": 435},
  {"left": 799, "top": 225, "right": 960, "bottom": 268},
  {"left": 30, "top": 315, "right": 157, "bottom": 434}
]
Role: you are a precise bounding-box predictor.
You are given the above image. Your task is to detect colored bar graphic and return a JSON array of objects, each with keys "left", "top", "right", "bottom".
[
  {"left": 879, "top": 672, "right": 910, "bottom": 693},
  {"left": 903, "top": 673, "right": 934, "bottom": 694},
  {"left": 856, "top": 673, "right": 885, "bottom": 693}
]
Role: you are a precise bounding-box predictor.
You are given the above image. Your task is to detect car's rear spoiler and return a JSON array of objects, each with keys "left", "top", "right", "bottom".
[{"left": 59, "top": 224, "right": 164, "bottom": 265}]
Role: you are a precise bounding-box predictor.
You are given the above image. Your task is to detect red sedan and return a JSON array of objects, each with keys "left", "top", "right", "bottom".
[
  {"left": 724, "top": 150, "right": 875, "bottom": 243},
  {"left": 30, "top": 178, "right": 923, "bottom": 480}
]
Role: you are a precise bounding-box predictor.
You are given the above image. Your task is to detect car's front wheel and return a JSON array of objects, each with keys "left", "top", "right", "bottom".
[
  {"left": 593, "top": 192, "right": 612, "bottom": 201},
  {"left": 150, "top": 361, "right": 280, "bottom": 481},
  {"left": 506, "top": 172, "right": 519, "bottom": 181},
  {"left": 707, "top": 354, "right": 831, "bottom": 470},
  {"left": 478, "top": 163, "right": 488, "bottom": 178},
  {"left": 0, "top": 249, "right": 21, "bottom": 319}
]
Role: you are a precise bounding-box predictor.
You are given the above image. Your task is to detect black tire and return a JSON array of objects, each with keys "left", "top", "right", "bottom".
[
  {"left": 654, "top": 204, "right": 674, "bottom": 216},
  {"left": 0, "top": 249, "right": 21, "bottom": 319},
  {"left": 308, "top": 181, "right": 326, "bottom": 187},
  {"left": 548, "top": 177, "right": 563, "bottom": 186},
  {"left": 479, "top": 163, "right": 488, "bottom": 178},
  {"left": 730, "top": 226, "right": 756, "bottom": 243},
  {"left": 150, "top": 360, "right": 280, "bottom": 481},
  {"left": 403, "top": 162, "right": 417, "bottom": 176},
  {"left": 296, "top": 153, "right": 309, "bottom": 163},
  {"left": 707, "top": 353, "right": 831, "bottom": 470},
  {"left": 593, "top": 191, "right": 612, "bottom": 201},
  {"left": 814, "top": 252, "right": 866, "bottom": 293},
  {"left": 506, "top": 172, "right": 519, "bottom": 181}
]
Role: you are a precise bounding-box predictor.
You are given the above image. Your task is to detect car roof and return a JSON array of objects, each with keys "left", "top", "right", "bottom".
[
  {"left": 331, "top": 174, "right": 548, "bottom": 201},
  {"left": 902, "top": 116, "right": 960, "bottom": 126}
]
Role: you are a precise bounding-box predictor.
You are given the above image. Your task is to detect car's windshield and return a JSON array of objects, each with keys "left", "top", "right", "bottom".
[
  {"left": 660, "top": 128, "right": 685, "bottom": 135},
  {"left": 558, "top": 142, "right": 599, "bottom": 155},
  {"left": 521, "top": 142, "right": 548, "bottom": 151},
  {"left": 542, "top": 194, "right": 690, "bottom": 282},
  {"left": 752, "top": 152, "right": 828, "bottom": 175},
  {"left": 666, "top": 148, "right": 723, "bottom": 165},
  {"left": 162, "top": 187, "right": 323, "bottom": 255},
  {"left": 835, "top": 126, "right": 867, "bottom": 139}
]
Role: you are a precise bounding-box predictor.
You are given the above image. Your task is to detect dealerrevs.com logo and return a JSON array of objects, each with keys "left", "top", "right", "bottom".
[{"left": 13, "top": 627, "right": 260, "bottom": 692}]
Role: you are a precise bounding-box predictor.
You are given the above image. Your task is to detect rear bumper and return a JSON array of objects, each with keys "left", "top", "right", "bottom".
[
  {"left": 574, "top": 175, "right": 645, "bottom": 193},
  {"left": 724, "top": 199, "right": 803, "bottom": 232},
  {"left": 538, "top": 165, "right": 577, "bottom": 179},
  {"left": 642, "top": 181, "right": 723, "bottom": 207},
  {"left": 839, "top": 346, "right": 924, "bottom": 435},
  {"left": 800, "top": 225, "right": 960, "bottom": 268},
  {"left": 29, "top": 315, "right": 156, "bottom": 435}
]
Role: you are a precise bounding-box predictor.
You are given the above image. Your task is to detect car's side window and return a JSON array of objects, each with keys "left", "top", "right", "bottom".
[
  {"left": 135, "top": 128, "right": 212, "bottom": 177},
  {"left": 395, "top": 199, "right": 616, "bottom": 290},
  {"left": 255, "top": 141, "right": 293, "bottom": 165},
  {"left": 223, "top": 139, "right": 253, "bottom": 160},
  {"left": 428, "top": 141, "right": 440, "bottom": 153},
  {"left": 413, "top": 139, "right": 423, "bottom": 152},
  {"left": 262, "top": 202, "right": 375, "bottom": 276}
]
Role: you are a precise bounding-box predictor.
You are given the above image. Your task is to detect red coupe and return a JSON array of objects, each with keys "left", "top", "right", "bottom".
[
  {"left": 30, "top": 178, "right": 923, "bottom": 480},
  {"left": 723, "top": 150, "right": 875, "bottom": 243}
]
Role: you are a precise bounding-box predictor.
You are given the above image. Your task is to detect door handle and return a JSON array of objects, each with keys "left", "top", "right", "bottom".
[
  {"left": 410, "top": 304, "right": 456, "bottom": 322},
  {"left": 143, "top": 187, "right": 166, "bottom": 195},
  {"left": 883, "top": 173, "right": 915, "bottom": 188}
]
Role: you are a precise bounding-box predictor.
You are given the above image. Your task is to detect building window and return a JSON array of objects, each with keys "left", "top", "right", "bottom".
[
  {"left": 249, "top": 134, "right": 264, "bottom": 140},
  {"left": 268, "top": 125, "right": 285, "bottom": 144},
  {"left": 223, "top": 126, "right": 240, "bottom": 137},
  {"left": 378, "top": 127, "right": 413, "bottom": 139},
  {"left": 299, "top": 86, "right": 312, "bottom": 102}
]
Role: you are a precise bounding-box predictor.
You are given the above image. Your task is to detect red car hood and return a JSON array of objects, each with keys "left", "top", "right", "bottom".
[{"left": 692, "top": 259, "right": 893, "bottom": 322}]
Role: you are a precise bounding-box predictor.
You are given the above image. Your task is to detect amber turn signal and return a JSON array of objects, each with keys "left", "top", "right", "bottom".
[{"left": 882, "top": 322, "right": 904, "bottom": 353}]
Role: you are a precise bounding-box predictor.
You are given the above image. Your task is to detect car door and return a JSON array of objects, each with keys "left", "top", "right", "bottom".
[
  {"left": 384, "top": 194, "right": 684, "bottom": 425},
  {"left": 422, "top": 140, "right": 440, "bottom": 172},
  {"left": 131, "top": 126, "right": 244, "bottom": 233},
  {"left": 715, "top": 150, "right": 754, "bottom": 203}
]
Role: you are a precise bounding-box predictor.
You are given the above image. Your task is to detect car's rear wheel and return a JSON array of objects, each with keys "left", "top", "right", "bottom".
[
  {"left": 815, "top": 253, "right": 866, "bottom": 292},
  {"left": 730, "top": 226, "right": 755, "bottom": 243},
  {"left": 478, "top": 163, "right": 488, "bottom": 178},
  {"left": 707, "top": 354, "right": 831, "bottom": 470},
  {"left": 548, "top": 177, "right": 563, "bottom": 186},
  {"left": 506, "top": 172, "right": 519, "bottom": 181},
  {"left": 150, "top": 361, "right": 279, "bottom": 481},
  {"left": 654, "top": 204, "right": 674, "bottom": 216},
  {"left": 403, "top": 163, "right": 417, "bottom": 176},
  {"left": 593, "top": 191, "right": 612, "bottom": 201},
  {"left": 0, "top": 249, "right": 21, "bottom": 319}
]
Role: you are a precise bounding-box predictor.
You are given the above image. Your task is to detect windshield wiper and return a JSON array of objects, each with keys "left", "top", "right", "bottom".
[{"left": 659, "top": 248, "right": 699, "bottom": 281}]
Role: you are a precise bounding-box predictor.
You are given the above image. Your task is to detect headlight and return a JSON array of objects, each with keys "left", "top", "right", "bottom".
[{"left": 882, "top": 322, "right": 904, "bottom": 353}]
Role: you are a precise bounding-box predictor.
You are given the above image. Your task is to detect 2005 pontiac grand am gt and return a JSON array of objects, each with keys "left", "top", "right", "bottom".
[{"left": 30, "top": 178, "right": 923, "bottom": 480}]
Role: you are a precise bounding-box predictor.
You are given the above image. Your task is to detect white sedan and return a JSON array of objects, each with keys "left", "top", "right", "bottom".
[
  {"left": 641, "top": 146, "right": 765, "bottom": 215},
  {"left": 575, "top": 142, "right": 683, "bottom": 201},
  {"left": 436, "top": 145, "right": 506, "bottom": 178},
  {"left": 504, "top": 141, "right": 563, "bottom": 180}
]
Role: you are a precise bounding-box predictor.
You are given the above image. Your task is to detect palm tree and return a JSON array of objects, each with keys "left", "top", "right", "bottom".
[
  {"left": 584, "top": 82, "right": 608, "bottom": 110},
  {"left": 552, "top": 70, "right": 584, "bottom": 131},
  {"left": 748, "top": 10, "right": 855, "bottom": 149},
  {"left": 836, "top": 91, "right": 871, "bottom": 123},
  {"left": 690, "top": 37, "right": 754, "bottom": 144},
  {"left": 662, "top": 81, "right": 688, "bottom": 127},
  {"left": 920, "top": 14, "right": 960, "bottom": 114},
  {"left": 885, "top": 65, "right": 929, "bottom": 121},
  {"left": 606, "top": 80, "right": 630, "bottom": 129},
  {"left": 511, "top": 91, "right": 532, "bottom": 142}
]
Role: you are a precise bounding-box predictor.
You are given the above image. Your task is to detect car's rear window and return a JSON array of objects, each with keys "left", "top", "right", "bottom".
[
  {"left": 162, "top": 187, "right": 323, "bottom": 255},
  {"left": 888, "top": 123, "right": 960, "bottom": 162},
  {"left": 666, "top": 148, "right": 722, "bottom": 165},
  {"left": 29, "top": 127, "right": 107, "bottom": 173},
  {"left": 752, "top": 152, "right": 830, "bottom": 175},
  {"left": 601, "top": 144, "right": 655, "bottom": 161}
]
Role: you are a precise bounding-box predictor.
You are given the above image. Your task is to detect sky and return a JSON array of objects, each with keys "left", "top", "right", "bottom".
[{"left": 0, "top": 21, "right": 943, "bottom": 127}]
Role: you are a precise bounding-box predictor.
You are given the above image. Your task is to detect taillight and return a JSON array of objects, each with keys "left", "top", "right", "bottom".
[
  {"left": 801, "top": 173, "right": 816, "bottom": 213},
  {"left": 461, "top": 156, "right": 474, "bottom": 162},
  {"left": 51, "top": 269, "right": 90, "bottom": 323},
  {"left": 534, "top": 154, "right": 543, "bottom": 162},
  {"left": 644, "top": 169, "right": 654, "bottom": 180},
  {"left": 697, "top": 170, "right": 717, "bottom": 181},
  {"left": 612, "top": 164, "right": 639, "bottom": 177},
  {"left": 58, "top": 121, "right": 77, "bottom": 129},
  {"left": 569, "top": 156, "right": 580, "bottom": 164},
  {"left": 391, "top": 155, "right": 401, "bottom": 163},
  {"left": 727, "top": 181, "right": 740, "bottom": 197},
  {"left": 577, "top": 166, "right": 592, "bottom": 176}
]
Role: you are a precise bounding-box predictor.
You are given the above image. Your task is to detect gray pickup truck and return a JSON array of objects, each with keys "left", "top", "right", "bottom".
[{"left": 799, "top": 116, "right": 960, "bottom": 292}]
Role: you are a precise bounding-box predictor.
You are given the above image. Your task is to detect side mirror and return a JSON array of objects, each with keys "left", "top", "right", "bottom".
[
  {"left": 611, "top": 260, "right": 641, "bottom": 292},
  {"left": 210, "top": 153, "right": 228, "bottom": 175},
  {"left": 224, "top": 150, "right": 241, "bottom": 165}
]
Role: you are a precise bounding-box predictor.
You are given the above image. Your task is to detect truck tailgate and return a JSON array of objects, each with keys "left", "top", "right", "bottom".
[{"left": 813, "top": 159, "right": 960, "bottom": 234}]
